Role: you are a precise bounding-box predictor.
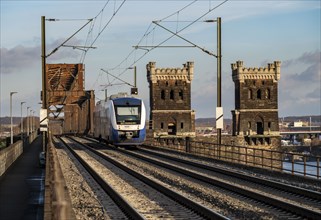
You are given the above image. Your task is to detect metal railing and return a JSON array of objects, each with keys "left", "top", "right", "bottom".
[{"left": 145, "top": 138, "right": 321, "bottom": 179}]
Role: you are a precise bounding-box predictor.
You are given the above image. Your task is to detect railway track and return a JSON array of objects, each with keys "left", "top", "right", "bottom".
[
  {"left": 73, "top": 136, "right": 321, "bottom": 220},
  {"left": 56, "top": 136, "right": 227, "bottom": 219}
]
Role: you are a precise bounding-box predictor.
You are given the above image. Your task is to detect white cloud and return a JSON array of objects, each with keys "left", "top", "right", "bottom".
[
  {"left": 0, "top": 45, "right": 39, "bottom": 74},
  {"left": 279, "top": 50, "right": 321, "bottom": 116},
  {"left": 0, "top": 38, "right": 83, "bottom": 75}
]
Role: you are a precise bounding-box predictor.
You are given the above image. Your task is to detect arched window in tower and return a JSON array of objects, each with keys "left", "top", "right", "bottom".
[
  {"left": 257, "top": 89, "right": 262, "bottom": 99},
  {"left": 178, "top": 90, "right": 183, "bottom": 100},
  {"left": 265, "top": 88, "right": 271, "bottom": 99},
  {"left": 248, "top": 89, "right": 253, "bottom": 99},
  {"left": 161, "top": 90, "right": 165, "bottom": 100},
  {"left": 170, "top": 90, "right": 174, "bottom": 100}
]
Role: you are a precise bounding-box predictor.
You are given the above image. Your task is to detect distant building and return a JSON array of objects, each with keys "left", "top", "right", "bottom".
[
  {"left": 288, "top": 121, "right": 309, "bottom": 127},
  {"left": 195, "top": 127, "right": 215, "bottom": 136},
  {"left": 146, "top": 61, "right": 196, "bottom": 138},
  {"left": 231, "top": 60, "right": 281, "bottom": 148}
]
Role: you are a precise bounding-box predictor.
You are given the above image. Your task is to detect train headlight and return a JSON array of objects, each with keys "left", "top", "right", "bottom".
[
  {"left": 118, "top": 130, "right": 139, "bottom": 139},
  {"left": 125, "top": 132, "right": 133, "bottom": 139}
]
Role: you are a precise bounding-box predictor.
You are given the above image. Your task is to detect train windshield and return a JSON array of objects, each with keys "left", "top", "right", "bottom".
[{"left": 114, "top": 98, "right": 141, "bottom": 125}]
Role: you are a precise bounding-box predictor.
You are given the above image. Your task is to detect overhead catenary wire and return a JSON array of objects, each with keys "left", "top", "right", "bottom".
[
  {"left": 92, "top": 0, "right": 127, "bottom": 46},
  {"left": 109, "top": 0, "right": 198, "bottom": 71},
  {"left": 101, "top": 0, "right": 228, "bottom": 88},
  {"left": 81, "top": 0, "right": 127, "bottom": 63},
  {"left": 46, "top": 18, "right": 91, "bottom": 21},
  {"left": 98, "top": 0, "right": 200, "bottom": 88},
  {"left": 101, "top": 69, "right": 135, "bottom": 87},
  {"left": 152, "top": 21, "right": 217, "bottom": 57},
  {"left": 46, "top": 18, "right": 93, "bottom": 58},
  {"left": 140, "top": 0, "right": 229, "bottom": 56},
  {"left": 45, "top": 0, "right": 124, "bottom": 62}
]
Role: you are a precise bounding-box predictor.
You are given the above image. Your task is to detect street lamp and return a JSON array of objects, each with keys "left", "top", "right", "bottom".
[
  {"left": 10, "top": 91, "right": 18, "bottom": 144},
  {"left": 20, "top": 102, "right": 25, "bottom": 141},
  {"left": 32, "top": 110, "right": 36, "bottom": 132},
  {"left": 27, "top": 106, "right": 30, "bottom": 135},
  {"left": 30, "top": 109, "right": 33, "bottom": 133}
]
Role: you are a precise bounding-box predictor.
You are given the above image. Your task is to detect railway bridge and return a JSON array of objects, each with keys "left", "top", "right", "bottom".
[
  {"left": 1, "top": 133, "right": 320, "bottom": 220},
  {"left": 42, "top": 63, "right": 95, "bottom": 135},
  {"left": 1, "top": 62, "right": 321, "bottom": 219}
]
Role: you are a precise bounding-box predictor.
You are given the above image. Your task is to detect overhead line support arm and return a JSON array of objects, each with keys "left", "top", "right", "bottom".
[
  {"left": 100, "top": 69, "right": 135, "bottom": 88},
  {"left": 152, "top": 21, "right": 217, "bottom": 58}
]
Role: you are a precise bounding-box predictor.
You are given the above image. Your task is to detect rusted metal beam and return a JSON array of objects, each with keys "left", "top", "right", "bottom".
[{"left": 45, "top": 63, "right": 94, "bottom": 135}]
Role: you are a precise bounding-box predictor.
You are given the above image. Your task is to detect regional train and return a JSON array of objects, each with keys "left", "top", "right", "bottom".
[{"left": 93, "top": 92, "right": 146, "bottom": 146}]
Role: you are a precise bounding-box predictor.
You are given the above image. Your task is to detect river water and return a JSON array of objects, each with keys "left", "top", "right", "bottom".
[{"left": 283, "top": 161, "right": 319, "bottom": 178}]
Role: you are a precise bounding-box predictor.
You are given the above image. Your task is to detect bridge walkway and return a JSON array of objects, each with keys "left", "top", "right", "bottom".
[{"left": 0, "top": 135, "right": 44, "bottom": 220}]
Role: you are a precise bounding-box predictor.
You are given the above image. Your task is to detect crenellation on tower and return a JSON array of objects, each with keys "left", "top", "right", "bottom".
[
  {"left": 232, "top": 60, "right": 281, "bottom": 83},
  {"left": 147, "top": 61, "right": 194, "bottom": 84}
]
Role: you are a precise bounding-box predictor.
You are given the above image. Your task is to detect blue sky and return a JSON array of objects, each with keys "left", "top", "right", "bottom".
[{"left": 1, "top": 0, "right": 320, "bottom": 120}]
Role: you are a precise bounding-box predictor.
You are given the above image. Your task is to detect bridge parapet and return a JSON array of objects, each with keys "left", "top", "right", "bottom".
[{"left": 0, "top": 141, "right": 23, "bottom": 176}]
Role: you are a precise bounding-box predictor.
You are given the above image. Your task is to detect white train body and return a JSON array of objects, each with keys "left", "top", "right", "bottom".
[{"left": 93, "top": 93, "right": 146, "bottom": 146}]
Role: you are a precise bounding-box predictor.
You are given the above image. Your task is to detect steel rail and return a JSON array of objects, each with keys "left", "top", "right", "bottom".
[
  {"left": 140, "top": 147, "right": 321, "bottom": 201},
  {"left": 70, "top": 136, "right": 229, "bottom": 220},
  {"left": 57, "top": 137, "right": 145, "bottom": 220},
  {"left": 109, "top": 145, "right": 321, "bottom": 220}
]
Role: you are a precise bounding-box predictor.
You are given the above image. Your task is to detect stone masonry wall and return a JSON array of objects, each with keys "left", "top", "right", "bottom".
[{"left": 0, "top": 141, "right": 23, "bottom": 176}]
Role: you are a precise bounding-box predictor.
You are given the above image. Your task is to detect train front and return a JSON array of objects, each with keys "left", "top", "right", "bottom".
[{"left": 110, "top": 97, "right": 146, "bottom": 146}]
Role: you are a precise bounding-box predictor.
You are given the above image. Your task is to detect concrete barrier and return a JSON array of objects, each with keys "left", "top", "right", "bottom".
[
  {"left": 44, "top": 136, "right": 76, "bottom": 220},
  {"left": 0, "top": 140, "right": 23, "bottom": 177}
]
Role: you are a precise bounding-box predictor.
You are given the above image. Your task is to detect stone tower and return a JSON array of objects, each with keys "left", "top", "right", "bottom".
[
  {"left": 231, "top": 60, "right": 281, "bottom": 147},
  {"left": 146, "top": 61, "right": 195, "bottom": 138}
]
